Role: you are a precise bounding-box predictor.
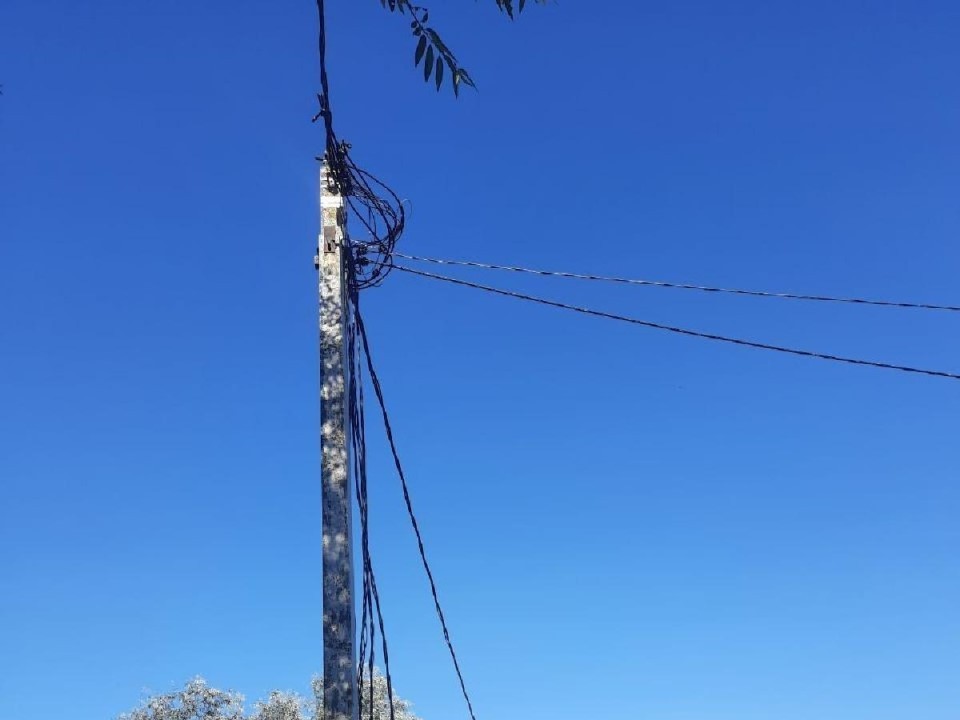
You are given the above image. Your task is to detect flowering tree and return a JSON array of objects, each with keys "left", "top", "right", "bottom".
[
  {"left": 119, "top": 678, "right": 245, "bottom": 720},
  {"left": 311, "top": 672, "right": 418, "bottom": 720},
  {"left": 119, "top": 672, "right": 419, "bottom": 720}
]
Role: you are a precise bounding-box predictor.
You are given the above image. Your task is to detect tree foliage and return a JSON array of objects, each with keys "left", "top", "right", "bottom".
[
  {"left": 119, "top": 678, "right": 245, "bottom": 720},
  {"left": 119, "top": 672, "right": 419, "bottom": 720},
  {"left": 377, "top": 0, "right": 547, "bottom": 95},
  {"left": 312, "top": 671, "right": 419, "bottom": 720}
]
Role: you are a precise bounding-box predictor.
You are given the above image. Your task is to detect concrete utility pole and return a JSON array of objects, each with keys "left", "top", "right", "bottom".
[{"left": 318, "top": 160, "right": 357, "bottom": 720}]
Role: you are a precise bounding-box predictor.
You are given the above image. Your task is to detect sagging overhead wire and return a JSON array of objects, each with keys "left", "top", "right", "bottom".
[
  {"left": 393, "top": 253, "right": 960, "bottom": 313},
  {"left": 389, "top": 264, "right": 960, "bottom": 381}
]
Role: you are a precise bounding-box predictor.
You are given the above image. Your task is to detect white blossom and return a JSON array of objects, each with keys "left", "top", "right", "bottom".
[
  {"left": 119, "top": 677, "right": 244, "bottom": 720},
  {"left": 311, "top": 671, "right": 420, "bottom": 720},
  {"left": 118, "top": 671, "right": 420, "bottom": 720}
]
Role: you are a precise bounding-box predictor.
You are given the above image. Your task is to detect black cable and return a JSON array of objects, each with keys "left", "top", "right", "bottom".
[
  {"left": 353, "top": 304, "right": 480, "bottom": 720},
  {"left": 316, "top": 0, "right": 405, "bottom": 289},
  {"left": 394, "top": 253, "right": 960, "bottom": 313},
  {"left": 315, "top": 0, "right": 347, "bottom": 186},
  {"left": 390, "top": 264, "right": 960, "bottom": 381},
  {"left": 347, "top": 280, "right": 397, "bottom": 720}
]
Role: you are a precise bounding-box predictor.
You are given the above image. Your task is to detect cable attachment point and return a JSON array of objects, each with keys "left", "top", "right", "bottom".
[{"left": 352, "top": 245, "right": 371, "bottom": 268}]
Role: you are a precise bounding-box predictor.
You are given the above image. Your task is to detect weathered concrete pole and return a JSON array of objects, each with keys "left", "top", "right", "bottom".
[{"left": 318, "top": 160, "right": 357, "bottom": 720}]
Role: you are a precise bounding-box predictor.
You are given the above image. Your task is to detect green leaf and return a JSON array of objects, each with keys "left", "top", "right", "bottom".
[
  {"left": 435, "top": 57, "right": 444, "bottom": 90},
  {"left": 424, "top": 45, "right": 434, "bottom": 81},
  {"left": 414, "top": 35, "right": 427, "bottom": 66},
  {"left": 424, "top": 28, "right": 453, "bottom": 60},
  {"left": 458, "top": 69, "right": 476, "bottom": 88}
]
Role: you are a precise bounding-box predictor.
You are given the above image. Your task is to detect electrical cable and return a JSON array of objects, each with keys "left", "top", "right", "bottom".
[
  {"left": 316, "top": 0, "right": 405, "bottom": 289},
  {"left": 353, "top": 302, "right": 480, "bottom": 720},
  {"left": 347, "top": 281, "right": 397, "bottom": 720},
  {"left": 393, "top": 253, "right": 960, "bottom": 313},
  {"left": 389, "top": 264, "right": 960, "bottom": 381}
]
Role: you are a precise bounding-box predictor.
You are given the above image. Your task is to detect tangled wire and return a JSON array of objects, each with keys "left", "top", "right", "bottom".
[
  {"left": 315, "top": 0, "right": 405, "bottom": 290},
  {"left": 341, "top": 155, "right": 406, "bottom": 290}
]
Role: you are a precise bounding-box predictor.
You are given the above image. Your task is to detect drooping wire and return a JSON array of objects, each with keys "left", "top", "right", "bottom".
[
  {"left": 345, "top": 159, "right": 406, "bottom": 289},
  {"left": 393, "top": 253, "right": 960, "bottom": 313},
  {"left": 389, "top": 264, "right": 960, "bottom": 381},
  {"left": 347, "top": 269, "right": 396, "bottom": 720},
  {"left": 316, "top": 0, "right": 405, "bottom": 289},
  {"left": 353, "top": 303, "right": 480, "bottom": 720}
]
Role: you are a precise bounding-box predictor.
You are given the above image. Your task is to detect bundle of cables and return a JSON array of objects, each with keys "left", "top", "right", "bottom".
[{"left": 314, "top": 0, "right": 405, "bottom": 290}]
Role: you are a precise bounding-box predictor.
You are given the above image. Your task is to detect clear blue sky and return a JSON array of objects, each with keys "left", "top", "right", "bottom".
[{"left": 2, "top": 1, "right": 959, "bottom": 719}]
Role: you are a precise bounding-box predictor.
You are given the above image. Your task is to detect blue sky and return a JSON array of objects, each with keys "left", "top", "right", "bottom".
[{"left": 1, "top": 1, "right": 959, "bottom": 719}]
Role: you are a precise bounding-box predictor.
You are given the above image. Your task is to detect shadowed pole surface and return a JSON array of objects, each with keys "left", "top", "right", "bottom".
[{"left": 319, "top": 161, "right": 357, "bottom": 720}]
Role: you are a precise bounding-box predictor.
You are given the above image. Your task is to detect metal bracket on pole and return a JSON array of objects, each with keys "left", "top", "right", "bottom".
[{"left": 324, "top": 225, "right": 339, "bottom": 254}]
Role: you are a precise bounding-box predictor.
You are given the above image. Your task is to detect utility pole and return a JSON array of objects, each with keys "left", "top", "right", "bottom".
[{"left": 318, "top": 160, "right": 357, "bottom": 720}]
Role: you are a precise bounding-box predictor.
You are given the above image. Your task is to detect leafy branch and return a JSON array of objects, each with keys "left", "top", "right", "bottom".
[{"left": 378, "top": 0, "right": 546, "bottom": 95}]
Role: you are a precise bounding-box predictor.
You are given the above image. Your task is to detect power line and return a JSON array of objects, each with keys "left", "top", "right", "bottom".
[
  {"left": 354, "top": 302, "right": 480, "bottom": 720},
  {"left": 390, "top": 264, "right": 960, "bottom": 381},
  {"left": 347, "top": 284, "right": 396, "bottom": 720},
  {"left": 393, "top": 253, "right": 960, "bottom": 313},
  {"left": 316, "top": 0, "right": 405, "bottom": 289}
]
